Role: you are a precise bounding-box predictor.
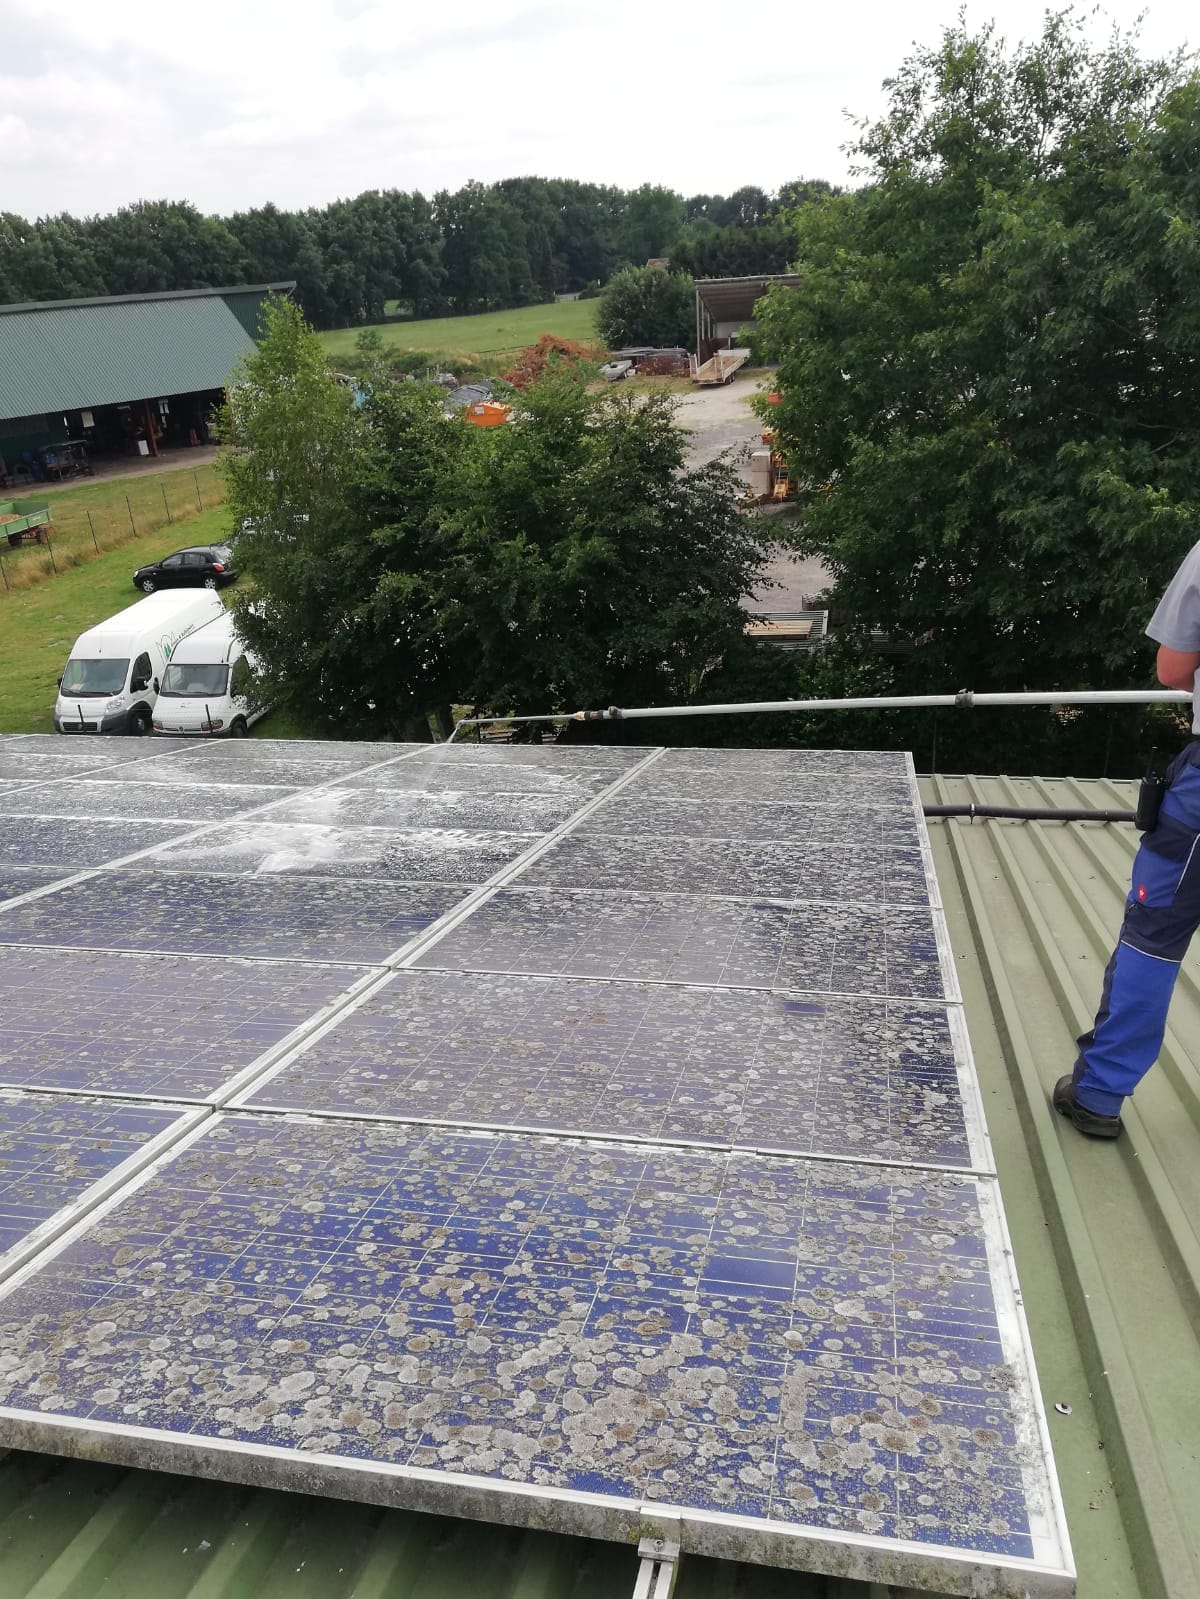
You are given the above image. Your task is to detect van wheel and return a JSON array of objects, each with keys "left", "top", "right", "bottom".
[
  {"left": 141, "top": 578, "right": 156, "bottom": 593},
  {"left": 129, "top": 706, "right": 151, "bottom": 736},
  {"left": 230, "top": 718, "right": 248, "bottom": 738}
]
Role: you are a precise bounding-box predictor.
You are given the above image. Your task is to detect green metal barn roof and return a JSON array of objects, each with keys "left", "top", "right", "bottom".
[
  {"left": 0, "top": 285, "right": 293, "bottom": 420},
  {"left": 2, "top": 773, "right": 1198, "bottom": 1598}
]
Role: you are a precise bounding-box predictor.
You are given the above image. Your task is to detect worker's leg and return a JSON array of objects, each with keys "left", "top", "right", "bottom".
[{"left": 1073, "top": 746, "right": 1200, "bottom": 1114}]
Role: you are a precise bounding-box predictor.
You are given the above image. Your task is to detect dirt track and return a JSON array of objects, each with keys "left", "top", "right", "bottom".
[{"left": 677, "top": 374, "right": 831, "bottom": 612}]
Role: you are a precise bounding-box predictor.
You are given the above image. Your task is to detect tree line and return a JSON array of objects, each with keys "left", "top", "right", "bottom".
[{"left": 0, "top": 177, "right": 837, "bottom": 331}]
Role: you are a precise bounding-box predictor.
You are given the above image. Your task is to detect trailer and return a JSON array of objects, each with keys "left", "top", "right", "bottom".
[
  {"left": 0, "top": 499, "right": 51, "bottom": 547},
  {"left": 691, "top": 347, "right": 750, "bottom": 386}
]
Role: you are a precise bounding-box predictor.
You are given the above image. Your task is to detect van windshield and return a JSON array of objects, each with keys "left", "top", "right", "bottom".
[
  {"left": 160, "top": 662, "right": 229, "bottom": 697},
  {"left": 61, "top": 658, "right": 129, "bottom": 697}
]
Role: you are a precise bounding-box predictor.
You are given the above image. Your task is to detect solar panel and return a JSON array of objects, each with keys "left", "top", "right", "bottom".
[
  {"left": 3, "top": 780, "right": 305, "bottom": 820},
  {"left": 0, "top": 816, "right": 197, "bottom": 870},
  {"left": 413, "top": 888, "right": 956, "bottom": 999},
  {"left": 267, "top": 787, "right": 584, "bottom": 834},
  {"left": 132, "top": 822, "right": 541, "bottom": 884},
  {"left": 0, "top": 948, "right": 369, "bottom": 1101},
  {"left": 243, "top": 970, "right": 981, "bottom": 1170},
  {"left": 0, "top": 870, "right": 464, "bottom": 963},
  {"left": 0, "top": 1116, "right": 1066, "bottom": 1588},
  {"left": 577, "top": 795, "right": 921, "bottom": 847},
  {"left": 0, "top": 734, "right": 1071, "bottom": 1594},
  {"left": 0, "top": 1091, "right": 191, "bottom": 1278},
  {"left": 517, "top": 834, "right": 935, "bottom": 904}
]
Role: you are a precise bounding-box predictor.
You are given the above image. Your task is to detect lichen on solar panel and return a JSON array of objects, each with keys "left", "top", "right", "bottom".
[
  {"left": 0, "top": 870, "right": 464, "bottom": 963},
  {"left": 0, "top": 1092, "right": 181, "bottom": 1263},
  {"left": 631, "top": 768, "right": 916, "bottom": 807},
  {"left": 267, "top": 788, "right": 582, "bottom": 835},
  {"left": 518, "top": 834, "right": 932, "bottom": 904},
  {"left": 0, "top": 947, "right": 368, "bottom": 1099},
  {"left": 0, "top": 817, "right": 194, "bottom": 870},
  {"left": 0, "top": 1118, "right": 1036, "bottom": 1560},
  {"left": 415, "top": 888, "right": 949, "bottom": 998},
  {"left": 3, "top": 781, "right": 303, "bottom": 821},
  {"left": 249, "top": 970, "right": 972, "bottom": 1167},
  {"left": 578, "top": 796, "right": 920, "bottom": 848}
]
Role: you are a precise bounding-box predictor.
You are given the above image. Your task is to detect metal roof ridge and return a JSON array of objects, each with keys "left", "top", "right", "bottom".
[{"left": 0, "top": 282, "right": 296, "bottom": 316}]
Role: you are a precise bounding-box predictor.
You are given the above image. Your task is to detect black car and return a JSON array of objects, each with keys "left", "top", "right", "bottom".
[{"left": 132, "top": 544, "right": 236, "bottom": 593}]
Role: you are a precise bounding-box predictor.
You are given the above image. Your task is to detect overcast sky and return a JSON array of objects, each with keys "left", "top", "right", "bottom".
[{"left": 1, "top": 0, "right": 1194, "bottom": 219}]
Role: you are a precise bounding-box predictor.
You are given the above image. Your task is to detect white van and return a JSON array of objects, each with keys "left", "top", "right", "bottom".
[
  {"left": 151, "top": 610, "right": 269, "bottom": 738},
  {"left": 55, "top": 590, "right": 225, "bottom": 737}
]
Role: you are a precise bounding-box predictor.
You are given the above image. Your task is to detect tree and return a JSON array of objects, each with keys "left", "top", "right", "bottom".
[
  {"left": 88, "top": 200, "right": 247, "bottom": 294},
  {"left": 597, "top": 266, "right": 695, "bottom": 350},
  {"left": 756, "top": 12, "right": 1200, "bottom": 696},
  {"left": 220, "top": 301, "right": 764, "bottom": 734}
]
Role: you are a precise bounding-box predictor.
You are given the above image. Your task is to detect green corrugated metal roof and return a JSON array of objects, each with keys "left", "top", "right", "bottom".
[
  {"left": 923, "top": 774, "right": 1200, "bottom": 1599},
  {"left": 0, "top": 287, "right": 289, "bottom": 420},
  {"left": 5, "top": 772, "right": 1199, "bottom": 1598}
]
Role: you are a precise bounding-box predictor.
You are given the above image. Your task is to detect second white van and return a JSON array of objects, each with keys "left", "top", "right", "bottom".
[
  {"left": 55, "top": 590, "right": 225, "bottom": 736},
  {"left": 152, "top": 610, "right": 269, "bottom": 738}
]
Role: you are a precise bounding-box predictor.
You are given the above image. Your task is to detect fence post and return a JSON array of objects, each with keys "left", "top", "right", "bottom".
[
  {"left": 161, "top": 482, "right": 173, "bottom": 524},
  {"left": 126, "top": 496, "right": 137, "bottom": 537},
  {"left": 43, "top": 524, "right": 58, "bottom": 575},
  {"left": 87, "top": 509, "right": 99, "bottom": 551},
  {"left": 0, "top": 554, "right": 7, "bottom": 591},
  {"left": 194, "top": 472, "right": 203, "bottom": 512}
]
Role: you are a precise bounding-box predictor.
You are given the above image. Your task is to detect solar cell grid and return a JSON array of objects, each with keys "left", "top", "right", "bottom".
[
  {"left": 518, "top": 833, "right": 935, "bottom": 906},
  {"left": 0, "top": 869, "right": 464, "bottom": 963},
  {"left": 0, "top": 948, "right": 368, "bottom": 1100},
  {"left": 0, "top": 868, "right": 71, "bottom": 906},
  {"left": 132, "top": 822, "right": 540, "bottom": 884},
  {"left": 2, "top": 781, "right": 303, "bottom": 821},
  {"left": 0, "top": 1093, "right": 184, "bottom": 1269},
  {"left": 244, "top": 970, "right": 977, "bottom": 1169},
  {"left": 414, "top": 887, "right": 956, "bottom": 999},
  {"left": 0, "top": 1117, "right": 1048, "bottom": 1568}
]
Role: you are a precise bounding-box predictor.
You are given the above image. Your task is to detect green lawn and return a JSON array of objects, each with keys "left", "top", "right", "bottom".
[
  {"left": 318, "top": 299, "right": 599, "bottom": 362},
  {"left": 0, "top": 505, "right": 232, "bottom": 735},
  {"left": 1, "top": 463, "right": 226, "bottom": 593}
]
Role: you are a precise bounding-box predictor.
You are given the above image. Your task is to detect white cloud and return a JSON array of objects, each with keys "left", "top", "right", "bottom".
[{"left": 1, "top": 0, "right": 1194, "bottom": 216}]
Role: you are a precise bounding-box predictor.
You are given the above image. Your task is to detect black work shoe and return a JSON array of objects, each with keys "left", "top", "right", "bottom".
[{"left": 1052, "top": 1075, "right": 1122, "bottom": 1139}]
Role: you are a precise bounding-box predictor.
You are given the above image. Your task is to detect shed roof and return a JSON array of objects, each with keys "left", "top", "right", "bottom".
[
  {"left": 0, "top": 285, "right": 293, "bottom": 420},
  {"left": 694, "top": 273, "right": 801, "bottom": 325}
]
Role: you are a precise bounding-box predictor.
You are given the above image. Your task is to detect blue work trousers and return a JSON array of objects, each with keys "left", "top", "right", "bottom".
[{"left": 1074, "top": 743, "right": 1200, "bottom": 1116}]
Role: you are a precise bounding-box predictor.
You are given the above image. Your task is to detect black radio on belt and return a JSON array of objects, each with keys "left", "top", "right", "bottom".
[{"left": 1135, "top": 748, "right": 1167, "bottom": 832}]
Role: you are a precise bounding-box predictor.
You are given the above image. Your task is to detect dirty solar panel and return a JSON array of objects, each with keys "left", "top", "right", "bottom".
[
  {"left": 414, "top": 888, "right": 953, "bottom": 1000},
  {"left": 0, "top": 869, "right": 72, "bottom": 907},
  {"left": 0, "top": 1093, "right": 182, "bottom": 1267},
  {"left": 649, "top": 748, "right": 911, "bottom": 775},
  {"left": 97, "top": 751, "right": 406, "bottom": 790},
  {"left": 0, "top": 869, "right": 463, "bottom": 964},
  {"left": 266, "top": 787, "right": 584, "bottom": 835},
  {"left": 341, "top": 762, "right": 623, "bottom": 799},
  {"left": 0, "top": 748, "right": 167, "bottom": 783},
  {"left": 246, "top": 970, "right": 973, "bottom": 1169},
  {"left": 0, "top": 1117, "right": 1046, "bottom": 1569},
  {"left": 132, "top": 823, "right": 538, "bottom": 885},
  {"left": 0, "top": 816, "right": 198, "bottom": 871},
  {"left": 0, "top": 948, "right": 369, "bottom": 1100},
  {"left": 577, "top": 795, "right": 921, "bottom": 848},
  {"left": 1, "top": 780, "right": 304, "bottom": 821},
  {"left": 630, "top": 767, "right": 915, "bottom": 808},
  {"left": 518, "top": 834, "right": 933, "bottom": 906}
]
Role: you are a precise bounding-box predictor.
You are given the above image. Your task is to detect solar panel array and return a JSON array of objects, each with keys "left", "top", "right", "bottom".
[{"left": 0, "top": 733, "right": 1073, "bottom": 1594}]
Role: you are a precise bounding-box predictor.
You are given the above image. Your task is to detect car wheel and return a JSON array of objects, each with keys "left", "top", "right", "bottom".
[
  {"left": 203, "top": 576, "right": 218, "bottom": 589},
  {"left": 230, "top": 718, "right": 248, "bottom": 738},
  {"left": 129, "top": 706, "right": 151, "bottom": 736},
  {"left": 140, "top": 577, "right": 156, "bottom": 593}
]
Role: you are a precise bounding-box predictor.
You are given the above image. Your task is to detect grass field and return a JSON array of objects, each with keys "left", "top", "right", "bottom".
[
  {"left": 0, "top": 505, "right": 232, "bottom": 735},
  {"left": 0, "top": 464, "right": 227, "bottom": 596},
  {"left": 318, "top": 299, "right": 599, "bottom": 362}
]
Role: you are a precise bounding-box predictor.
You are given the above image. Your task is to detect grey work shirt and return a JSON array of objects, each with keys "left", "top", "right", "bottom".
[{"left": 1147, "top": 540, "right": 1200, "bottom": 731}]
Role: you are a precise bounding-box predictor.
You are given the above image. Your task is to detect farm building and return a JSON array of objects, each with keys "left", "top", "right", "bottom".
[
  {"left": 0, "top": 283, "right": 293, "bottom": 483},
  {"left": 694, "top": 273, "right": 801, "bottom": 361}
]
